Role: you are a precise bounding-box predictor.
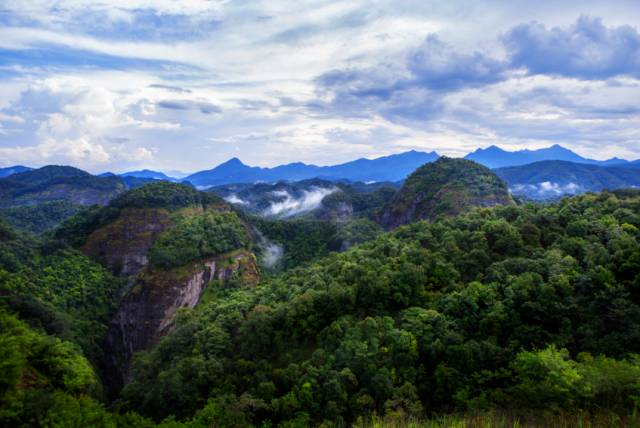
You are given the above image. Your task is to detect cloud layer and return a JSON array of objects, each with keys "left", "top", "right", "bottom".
[{"left": 0, "top": 1, "right": 639, "bottom": 172}]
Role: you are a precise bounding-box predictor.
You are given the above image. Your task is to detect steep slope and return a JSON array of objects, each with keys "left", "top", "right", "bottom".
[
  {"left": 55, "top": 182, "right": 260, "bottom": 394},
  {"left": 495, "top": 160, "right": 640, "bottom": 199},
  {"left": 185, "top": 150, "right": 439, "bottom": 187},
  {"left": 382, "top": 157, "right": 513, "bottom": 229},
  {"left": 466, "top": 144, "right": 628, "bottom": 168}
]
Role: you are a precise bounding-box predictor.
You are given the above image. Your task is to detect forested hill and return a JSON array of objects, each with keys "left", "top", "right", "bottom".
[
  {"left": 382, "top": 157, "right": 513, "bottom": 229},
  {"left": 115, "top": 189, "right": 640, "bottom": 426}
]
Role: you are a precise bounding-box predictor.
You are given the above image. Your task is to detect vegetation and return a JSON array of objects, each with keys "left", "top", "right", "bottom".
[
  {"left": 1, "top": 180, "right": 639, "bottom": 426},
  {"left": 252, "top": 217, "right": 339, "bottom": 269},
  {"left": 0, "top": 221, "right": 124, "bottom": 361},
  {"left": 383, "top": 157, "right": 513, "bottom": 227},
  {"left": 54, "top": 181, "right": 226, "bottom": 248},
  {"left": 115, "top": 190, "right": 640, "bottom": 425},
  {"left": 148, "top": 210, "right": 250, "bottom": 269},
  {"left": 0, "top": 165, "right": 126, "bottom": 208},
  {"left": 110, "top": 182, "right": 222, "bottom": 211},
  {"left": 0, "top": 200, "right": 80, "bottom": 234}
]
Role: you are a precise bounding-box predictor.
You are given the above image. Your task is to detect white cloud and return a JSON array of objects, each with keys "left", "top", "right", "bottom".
[
  {"left": 1, "top": 1, "right": 640, "bottom": 172},
  {"left": 224, "top": 194, "right": 248, "bottom": 205},
  {"left": 511, "top": 181, "right": 584, "bottom": 199},
  {"left": 263, "top": 187, "right": 337, "bottom": 218}
]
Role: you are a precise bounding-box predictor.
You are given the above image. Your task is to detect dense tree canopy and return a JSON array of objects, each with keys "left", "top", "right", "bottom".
[
  {"left": 117, "top": 190, "right": 640, "bottom": 425},
  {"left": 1, "top": 187, "right": 639, "bottom": 426}
]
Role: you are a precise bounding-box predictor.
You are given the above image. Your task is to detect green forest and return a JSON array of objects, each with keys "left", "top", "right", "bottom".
[{"left": 1, "top": 181, "right": 640, "bottom": 427}]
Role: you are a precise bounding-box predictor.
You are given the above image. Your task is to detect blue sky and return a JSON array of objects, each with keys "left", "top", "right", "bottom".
[{"left": 0, "top": 0, "right": 639, "bottom": 173}]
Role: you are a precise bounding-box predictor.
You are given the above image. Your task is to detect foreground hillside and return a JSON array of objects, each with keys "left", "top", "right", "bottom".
[
  {"left": 1, "top": 183, "right": 639, "bottom": 426},
  {"left": 115, "top": 190, "right": 640, "bottom": 426}
]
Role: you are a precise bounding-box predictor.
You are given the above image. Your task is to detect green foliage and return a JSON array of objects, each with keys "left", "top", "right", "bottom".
[
  {"left": 53, "top": 182, "right": 226, "bottom": 248},
  {"left": 254, "top": 217, "right": 383, "bottom": 270},
  {"left": 118, "top": 191, "right": 640, "bottom": 425},
  {"left": 0, "top": 165, "right": 126, "bottom": 208},
  {"left": 0, "top": 309, "right": 101, "bottom": 424},
  {"left": 0, "top": 201, "right": 81, "bottom": 234},
  {"left": 2, "top": 187, "right": 640, "bottom": 426},
  {"left": 332, "top": 218, "right": 383, "bottom": 250},
  {"left": 252, "top": 217, "right": 339, "bottom": 269},
  {"left": 0, "top": 252, "right": 123, "bottom": 358},
  {"left": 0, "top": 223, "right": 124, "bottom": 361},
  {"left": 384, "top": 157, "right": 513, "bottom": 226},
  {"left": 148, "top": 210, "right": 249, "bottom": 268},
  {"left": 111, "top": 182, "right": 221, "bottom": 211},
  {"left": 510, "top": 346, "right": 640, "bottom": 411}
]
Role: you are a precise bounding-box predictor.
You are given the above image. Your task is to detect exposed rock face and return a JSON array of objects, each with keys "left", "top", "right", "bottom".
[
  {"left": 382, "top": 157, "right": 514, "bottom": 229},
  {"left": 103, "top": 250, "right": 259, "bottom": 395},
  {"left": 82, "top": 208, "right": 172, "bottom": 277}
]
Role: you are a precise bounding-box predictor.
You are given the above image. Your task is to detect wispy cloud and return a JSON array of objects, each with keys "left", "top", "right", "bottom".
[{"left": 0, "top": 1, "right": 639, "bottom": 172}]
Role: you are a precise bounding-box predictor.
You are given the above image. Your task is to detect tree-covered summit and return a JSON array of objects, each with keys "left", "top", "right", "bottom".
[
  {"left": 109, "top": 181, "right": 223, "bottom": 211},
  {"left": 382, "top": 157, "right": 513, "bottom": 228}
]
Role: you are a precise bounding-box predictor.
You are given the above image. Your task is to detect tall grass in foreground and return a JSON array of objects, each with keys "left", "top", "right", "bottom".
[{"left": 354, "top": 411, "right": 640, "bottom": 428}]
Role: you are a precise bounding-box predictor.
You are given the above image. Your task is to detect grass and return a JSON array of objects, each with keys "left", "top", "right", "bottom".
[{"left": 354, "top": 411, "right": 640, "bottom": 428}]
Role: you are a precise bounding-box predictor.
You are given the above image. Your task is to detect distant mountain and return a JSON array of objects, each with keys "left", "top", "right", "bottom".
[
  {"left": 0, "top": 165, "right": 32, "bottom": 178},
  {"left": 381, "top": 157, "right": 513, "bottom": 229},
  {"left": 0, "top": 165, "right": 126, "bottom": 207},
  {"left": 466, "top": 144, "right": 628, "bottom": 169},
  {"left": 185, "top": 150, "right": 439, "bottom": 187},
  {"left": 495, "top": 161, "right": 640, "bottom": 200},
  {"left": 120, "top": 169, "right": 179, "bottom": 182}
]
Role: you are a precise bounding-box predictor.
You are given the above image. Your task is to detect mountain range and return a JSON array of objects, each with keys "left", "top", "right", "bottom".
[
  {"left": 2, "top": 145, "right": 638, "bottom": 187},
  {"left": 184, "top": 150, "right": 440, "bottom": 187},
  {"left": 495, "top": 161, "right": 640, "bottom": 200},
  {"left": 175, "top": 145, "right": 640, "bottom": 187},
  {"left": 0, "top": 145, "right": 639, "bottom": 211},
  {"left": 464, "top": 144, "right": 631, "bottom": 169}
]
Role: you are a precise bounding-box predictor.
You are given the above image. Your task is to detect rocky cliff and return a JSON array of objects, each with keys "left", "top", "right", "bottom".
[
  {"left": 62, "top": 182, "right": 261, "bottom": 396},
  {"left": 82, "top": 207, "right": 172, "bottom": 277},
  {"left": 103, "top": 250, "right": 259, "bottom": 394}
]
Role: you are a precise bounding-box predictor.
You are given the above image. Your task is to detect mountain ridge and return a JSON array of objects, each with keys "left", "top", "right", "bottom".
[
  {"left": 185, "top": 150, "right": 440, "bottom": 187},
  {"left": 495, "top": 160, "right": 640, "bottom": 200},
  {"left": 465, "top": 144, "right": 629, "bottom": 168}
]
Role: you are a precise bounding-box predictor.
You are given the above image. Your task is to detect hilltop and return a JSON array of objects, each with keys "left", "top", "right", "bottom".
[{"left": 381, "top": 157, "right": 513, "bottom": 229}]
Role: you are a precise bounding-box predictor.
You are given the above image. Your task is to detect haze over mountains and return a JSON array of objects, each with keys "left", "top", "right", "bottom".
[
  {"left": 184, "top": 150, "right": 440, "bottom": 187},
  {"left": 1, "top": 145, "right": 639, "bottom": 212},
  {"left": 464, "top": 144, "right": 631, "bottom": 169},
  {"left": 2, "top": 144, "right": 637, "bottom": 186}
]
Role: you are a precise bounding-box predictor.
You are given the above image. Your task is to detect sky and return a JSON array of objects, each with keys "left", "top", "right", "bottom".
[{"left": 0, "top": 0, "right": 639, "bottom": 174}]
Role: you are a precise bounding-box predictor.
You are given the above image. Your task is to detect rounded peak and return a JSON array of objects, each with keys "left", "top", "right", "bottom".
[{"left": 383, "top": 156, "right": 512, "bottom": 228}]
